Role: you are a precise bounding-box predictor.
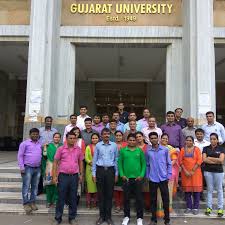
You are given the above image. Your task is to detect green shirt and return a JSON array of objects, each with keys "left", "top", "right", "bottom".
[{"left": 118, "top": 146, "right": 146, "bottom": 178}]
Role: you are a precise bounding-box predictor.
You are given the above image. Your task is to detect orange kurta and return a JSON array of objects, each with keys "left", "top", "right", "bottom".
[{"left": 179, "top": 147, "right": 203, "bottom": 192}]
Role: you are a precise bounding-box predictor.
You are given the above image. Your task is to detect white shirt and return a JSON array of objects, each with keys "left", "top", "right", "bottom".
[
  {"left": 63, "top": 124, "right": 77, "bottom": 142},
  {"left": 76, "top": 115, "right": 90, "bottom": 131},
  {"left": 142, "top": 126, "right": 162, "bottom": 145},
  {"left": 202, "top": 121, "right": 225, "bottom": 145},
  {"left": 194, "top": 139, "right": 210, "bottom": 153}
]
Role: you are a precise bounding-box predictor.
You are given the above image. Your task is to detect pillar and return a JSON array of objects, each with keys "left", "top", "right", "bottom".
[
  {"left": 183, "top": 0, "right": 216, "bottom": 124},
  {"left": 24, "top": 0, "right": 61, "bottom": 138},
  {"left": 166, "top": 39, "right": 185, "bottom": 114}
]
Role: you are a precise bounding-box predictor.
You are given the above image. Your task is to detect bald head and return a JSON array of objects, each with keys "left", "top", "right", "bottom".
[{"left": 186, "top": 117, "right": 194, "bottom": 128}]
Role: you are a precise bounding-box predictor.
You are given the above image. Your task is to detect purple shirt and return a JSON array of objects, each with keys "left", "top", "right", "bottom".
[
  {"left": 145, "top": 145, "right": 172, "bottom": 182},
  {"left": 138, "top": 118, "right": 149, "bottom": 129},
  {"left": 161, "top": 122, "right": 184, "bottom": 148},
  {"left": 175, "top": 117, "right": 187, "bottom": 129},
  {"left": 17, "top": 139, "right": 42, "bottom": 170},
  {"left": 55, "top": 144, "right": 84, "bottom": 174},
  {"left": 92, "top": 123, "right": 104, "bottom": 134}
]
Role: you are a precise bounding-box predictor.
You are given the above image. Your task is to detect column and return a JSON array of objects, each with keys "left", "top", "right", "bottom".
[
  {"left": 24, "top": 0, "right": 61, "bottom": 137},
  {"left": 166, "top": 39, "right": 185, "bottom": 114},
  {"left": 183, "top": 0, "right": 215, "bottom": 124},
  {"left": 54, "top": 39, "right": 76, "bottom": 135}
]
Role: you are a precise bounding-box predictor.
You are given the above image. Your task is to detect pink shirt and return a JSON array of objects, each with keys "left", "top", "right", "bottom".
[{"left": 54, "top": 144, "right": 84, "bottom": 174}]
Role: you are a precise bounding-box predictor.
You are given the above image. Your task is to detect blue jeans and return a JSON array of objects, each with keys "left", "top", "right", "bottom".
[
  {"left": 55, "top": 173, "right": 78, "bottom": 223},
  {"left": 22, "top": 165, "right": 41, "bottom": 205},
  {"left": 204, "top": 171, "right": 224, "bottom": 209}
]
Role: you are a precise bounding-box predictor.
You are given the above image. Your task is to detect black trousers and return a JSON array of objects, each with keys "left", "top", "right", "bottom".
[
  {"left": 122, "top": 178, "right": 144, "bottom": 219},
  {"left": 55, "top": 173, "right": 78, "bottom": 223},
  {"left": 149, "top": 180, "right": 170, "bottom": 224},
  {"left": 96, "top": 166, "right": 115, "bottom": 220}
]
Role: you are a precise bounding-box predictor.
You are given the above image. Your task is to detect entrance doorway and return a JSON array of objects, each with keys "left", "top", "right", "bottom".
[{"left": 75, "top": 43, "right": 166, "bottom": 123}]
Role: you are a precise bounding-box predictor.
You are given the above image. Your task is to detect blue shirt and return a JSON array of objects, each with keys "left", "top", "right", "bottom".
[
  {"left": 92, "top": 141, "right": 118, "bottom": 177},
  {"left": 106, "top": 121, "right": 124, "bottom": 132},
  {"left": 202, "top": 121, "right": 225, "bottom": 145},
  {"left": 39, "top": 127, "right": 58, "bottom": 146},
  {"left": 123, "top": 121, "right": 142, "bottom": 133},
  {"left": 145, "top": 145, "right": 172, "bottom": 183}
]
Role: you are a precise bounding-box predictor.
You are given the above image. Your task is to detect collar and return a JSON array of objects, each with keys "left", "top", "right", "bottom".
[
  {"left": 93, "top": 123, "right": 102, "bottom": 127},
  {"left": 29, "top": 139, "right": 40, "bottom": 144},
  {"left": 166, "top": 122, "right": 177, "bottom": 126},
  {"left": 207, "top": 122, "right": 216, "bottom": 126},
  {"left": 149, "top": 144, "right": 164, "bottom": 152},
  {"left": 101, "top": 141, "right": 112, "bottom": 145},
  {"left": 125, "top": 146, "right": 138, "bottom": 151}
]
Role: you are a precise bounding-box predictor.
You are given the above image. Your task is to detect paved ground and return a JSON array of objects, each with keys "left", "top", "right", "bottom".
[{"left": 0, "top": 214, "right": 225, "bottom": 225}]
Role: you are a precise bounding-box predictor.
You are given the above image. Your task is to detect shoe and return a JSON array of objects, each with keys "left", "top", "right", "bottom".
[
  {"left": 52, "top": 221, "right": 61, "bottom": 225},
  {"left": 122, "top": 217, "right": 129, "bottom": 225},
  {"left": 184, "top": 208, "right": 192, "bottom": 214},
  {"left": 23, "top": 204, "right": 32, "bottom": 214},
  {"left": 137, "top": 218, "right": 143, "bottom": 225},
  {"left": 96, "top": 217, "right": 104, "bottom": 225},
  {"left": 217, "top": 209, "right": 224, "bottom": 217},
  {"left": 106, "top": 218, "right": 114, "bottom": 225},
  {"left": 205, "top": 207, "right": 212, "bottom": 216},
  {"left": 192, "top": 209, "right": 199, "bottom": 215},
  {"left": 30, "top": 202, "right": 38, "bottom": 211},
  {"left": 69, "top": 219, "right": 78, "bottom": 225}
]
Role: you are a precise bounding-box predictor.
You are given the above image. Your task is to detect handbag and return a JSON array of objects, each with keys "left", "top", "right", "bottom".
[{"left": 43, "top": 160, "right": 53, "bottom": 186}]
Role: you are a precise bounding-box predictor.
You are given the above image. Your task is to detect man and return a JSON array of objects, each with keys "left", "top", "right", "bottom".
[
  {"left": 92, "top": 128, "right": 118, "bottom": 225},
  {"left": 101, "top": 113, "right": 110, "bottom": 127},
  {"left": 182, "top": 117, "right": 196, "bottom": 139},
  {"left": 174, "top": 108, "right": 187, "bottom": 129},
  {"left": 53, "top": 132, "right": 84, "bottom": 225},
  {"left": 118, "top": 133, "right": 146, "bottom": 225},
  {"left": 161, "top": 111, "right": 184, "bottom": 149},
  {"left": 123, "top": 111, "right": 142, "bottom": 132},
  {"left": 17, "top": 128, "right": 42, "bottom": 214},
  {"left": 202, "top": 111, "right": 225, "bottom": 145},
  {"left": 63, "top": 114, "right": 78, "bottom": 142},
  {"left": 39, "top": 116, "right": 58, "bottom": 146},
  {"left": 123, "top": 120, "right": 138, "bottom": 141},
  {"left": 76, "top": 105, "right": 90, "bottom": 130},
  {"left": 138, "top": 108, "right": 151, "bottom": 130},
  {"left": 92, "top": 114, "right": 104, "bottom": 134},
  {"left": 117, "top": 102, "right": 129, "bottom": 124},
  {"left": 38, "top": 116, "right": 58, "bottom": 194},
  {"left": 146, "top": 132, "right": 172, "bottom": 225},
  {"left": 142, "top": 116, "right": 162, "bottom": 145},
  {"left": 194, "top": 128, "right": 210, "bottom": 201},
  {"left": 81, "top": 118, "right": 98, "bottom": 146},
  {"left": 109, "top": 119, "right": 117, "bottom": 142},
  {"left": 106, "top": 112, "right": 124, "bottom": 132}
]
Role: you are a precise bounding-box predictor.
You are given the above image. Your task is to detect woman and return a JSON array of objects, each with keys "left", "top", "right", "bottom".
[
  {"left": 203, "top": 133, "right": 225, "bottom": 217},
  {"left": 42, "top": 132, "right": 63, "bottom": 208},
  {"left": 70, "top": 127, "right": 86, "bottom": 155},
  {"left": 180, "top": 136, "right": 202, "bottom": 215},
  {"left": 85, "top": 133, "right": 99, "bottom": 209},
  {"left": 135, "top": 131, "right": 150, "bottom": 210},
  {"left": 114, "top": 131, "right": 127, "bottom": 213},
  {"left": 156, "top": 133, "right": 179, "bottom": 217}
]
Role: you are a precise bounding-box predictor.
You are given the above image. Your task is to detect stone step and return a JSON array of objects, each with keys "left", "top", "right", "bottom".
[
  {"left": 0, "top": 166, "right": 20, "bottom": 173},
  {"left": 0, "top": 182, "right": 21, "bottom": 192},
  {"left": 0, "top": 203, "right": 224, "bottom": 219},
  {"left": 0, "top": 173, "right": 21, "bottom": 182}
]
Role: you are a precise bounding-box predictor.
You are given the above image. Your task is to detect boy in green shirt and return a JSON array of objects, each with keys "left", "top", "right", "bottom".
[{"left": 118, "top": 133, "right": 146, "bottom": 225}]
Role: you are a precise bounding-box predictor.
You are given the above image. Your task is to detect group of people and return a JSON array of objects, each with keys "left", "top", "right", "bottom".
[{"left": 17, "top": 103, "right": 225, "bottom": 225}]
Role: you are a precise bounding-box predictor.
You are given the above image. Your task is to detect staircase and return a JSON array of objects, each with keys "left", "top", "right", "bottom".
[{"left": 0, "top": 151, "right": 224, "bottom": 218}]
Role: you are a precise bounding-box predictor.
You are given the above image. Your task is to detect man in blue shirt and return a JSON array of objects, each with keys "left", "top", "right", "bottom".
[
  {"left": 146, "top": 132, "right": 172, "bottom": 225},
  {"left": 92, "top": 128, "right": 118, "bottom": 225},
  {"left": 106, "top": 112, "right": 124, "bottom": 132}
]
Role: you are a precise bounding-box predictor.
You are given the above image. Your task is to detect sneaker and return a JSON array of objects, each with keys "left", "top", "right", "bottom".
[
  {"left": 217, "top": 209, "right": 224, "bottom": 217},
  {"left": 192, "top": 209, "right": 199, "bottom": 215},
  {"left": 30, "top": 202, "right": 38, "bottom": 211},
  {"left": 184, "top": 208, "right": 192, "bottom": 214},
  {"left": 52, "top": 221, "right": 61, "bottom": 225},
  {"left": 205, "top": 207, "right": 212, "bottom": 216},
  {"left": 69, "top": 219, "right": 78, "bottom": 225},
  {"left": 122, "top": 217, "right": 129, "bottom": 225},
  {"left": 137, "top": 218, "right": 143, "bottom": 225},
  {"left": 23, "top": 204, "right": 32, "bottom": 214},
  {"left": 96, "top": 217, "right": 104, "bottom": 225}
]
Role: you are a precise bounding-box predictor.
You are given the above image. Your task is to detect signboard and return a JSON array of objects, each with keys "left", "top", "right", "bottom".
[{"left": 61, "top": 0, "right": 182, "bottom": 26}]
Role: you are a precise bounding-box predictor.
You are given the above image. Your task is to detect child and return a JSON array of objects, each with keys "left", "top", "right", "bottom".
[{"left": 85, "top": 133, "right": 99, "bottom": 208}]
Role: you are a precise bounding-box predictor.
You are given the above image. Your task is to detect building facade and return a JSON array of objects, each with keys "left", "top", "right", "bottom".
[{"left": 0, "top": 0, "right": 225, "bottom": 141}]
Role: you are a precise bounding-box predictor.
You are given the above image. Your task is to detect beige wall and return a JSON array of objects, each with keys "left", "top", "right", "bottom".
[
  {"left": 214, "top": 0, "right": 225, "bottom": 27},
  {"left": 61, "top": 0, "right": 182, "bottom": 26},
  {"left": 0, "top": 0, "right": 30, "bottom": 25}
]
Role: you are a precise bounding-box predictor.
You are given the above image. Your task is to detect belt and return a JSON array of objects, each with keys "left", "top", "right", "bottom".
[
  {"left": 24, "top": 164, "right": 40, "bottom": 169},
  {"left": 97, "top": 166, "right": 114, "bottom": 171},
  {"left": 60, "top": 173, "right": 77, "bottom": 176}
]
